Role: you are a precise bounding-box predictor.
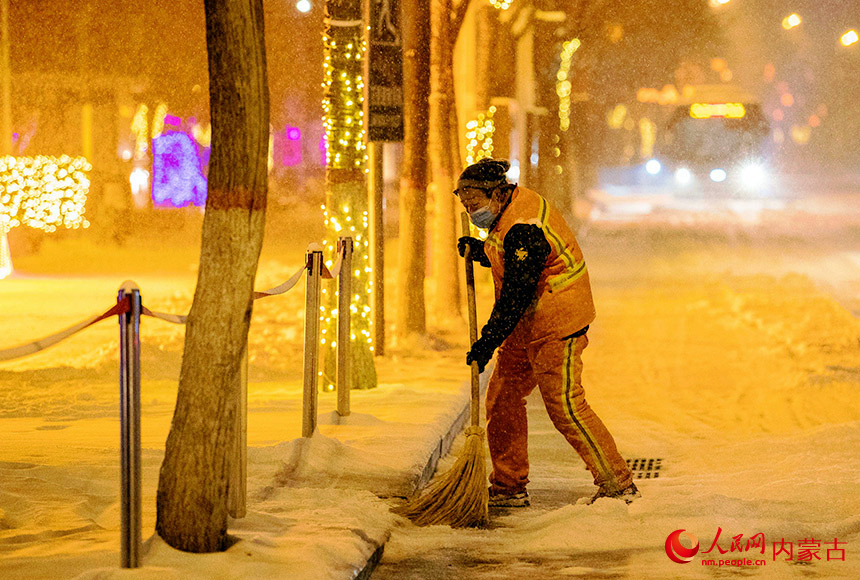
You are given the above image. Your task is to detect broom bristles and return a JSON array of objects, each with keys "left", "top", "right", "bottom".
[{"left": 393, "top": 426, "right": 489, "bottom": 528}]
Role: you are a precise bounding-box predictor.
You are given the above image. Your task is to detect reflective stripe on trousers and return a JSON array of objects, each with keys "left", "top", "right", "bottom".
[{"left": 486, "top": 332, "right": 633, "bottom": 494}]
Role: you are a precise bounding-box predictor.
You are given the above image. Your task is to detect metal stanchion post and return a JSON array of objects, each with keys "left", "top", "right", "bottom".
[
  {"left": 302, "top": 246, "right": 323, "bottom": 438},
  {"left": 336, "top": 237, "right": 353, "bottom": 417},
  {"left": 118, "top": 281, "right": 141, "bottom": 568}
]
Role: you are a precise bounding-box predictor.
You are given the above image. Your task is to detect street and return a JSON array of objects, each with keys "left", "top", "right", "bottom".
[{"left": 374, "top": 203, "right": 860, "bottom": 579}]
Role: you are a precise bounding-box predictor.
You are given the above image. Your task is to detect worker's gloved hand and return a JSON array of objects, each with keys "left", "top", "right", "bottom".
[
  {"left": 466, "top": 337, "right": 494, "bottom": 373},
  {"left": 457, "top": 236, "right": 491, "bottom": 267}
]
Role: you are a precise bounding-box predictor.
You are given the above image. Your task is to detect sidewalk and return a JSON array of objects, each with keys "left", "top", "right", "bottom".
[{"left": 0, "top": 341, "right": 488, "bottom": 580}]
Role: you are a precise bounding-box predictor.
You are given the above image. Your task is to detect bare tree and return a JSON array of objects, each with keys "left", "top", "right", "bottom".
[
  {"left": 429, "top": 0, "right": 470, "bottom": 324},
  {"left": 156, "top": 0, "right": 269, "bottom": 553},
  {"left": 395, "top": 0, "right": 431, "bottom": 338}
]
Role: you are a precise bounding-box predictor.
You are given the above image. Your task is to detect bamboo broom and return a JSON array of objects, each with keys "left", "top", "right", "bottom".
[{"left": 392, "top": 213, "right": 489, "bottom": 528}]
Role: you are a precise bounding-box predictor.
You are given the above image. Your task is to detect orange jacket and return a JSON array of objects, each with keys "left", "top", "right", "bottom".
[{"left": 483, "top": 186, "right": 596, "bottom": 340}]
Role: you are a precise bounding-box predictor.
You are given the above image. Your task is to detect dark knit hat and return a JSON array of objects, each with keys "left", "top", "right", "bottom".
[{"left": 455, "top": 158, "right": 511, "bottom": 193}]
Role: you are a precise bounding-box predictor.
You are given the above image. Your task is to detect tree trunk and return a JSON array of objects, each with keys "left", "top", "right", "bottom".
[
  {"left": 320, "top": 0, "right": 377, "bottom": 389},
  {"left": 395, "top": 0, "right": 430, "bottom": 338},
  {"left": 0, "top": 229, "right": 11, "bottom": 279},
  {"left": 156, "top": 0, "right": 269, "bottom": 553},
  {"left": 429, "top": 0, "right": 467, "bottom": 325}
]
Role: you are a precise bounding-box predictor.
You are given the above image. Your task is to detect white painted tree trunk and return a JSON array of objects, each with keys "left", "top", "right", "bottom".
[{"left": 155, "top": 0, "right": 269, "bottom": 553}]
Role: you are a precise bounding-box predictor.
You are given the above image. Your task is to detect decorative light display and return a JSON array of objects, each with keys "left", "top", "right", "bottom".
[
  {"left": 151, "top": 132, "right": 208, "bottom": 207},
  {"left": 0, "top": 156, "right": 91, "bottom": 233},
  {"left": 283, "top": 126, "right": 303, "bottom": 166},
  {"left": 0, "top": 155, "right": 91, "bottom": 281},
  {"left": 639, "top": 117, "right": 657, "bottom": 158},
  {"left": 151, "top": 103, "right": 169, "bottom": 139},
  {"left": 131, "top": 104, "right": 150, "bottom": 161},
  {"left": 129, "top": 167, "right": 150, "bottom": 202},
  {"left": 320, "top": 11, "right": 375, "bottom": 391},
  {"left": 489, "top": 0, "right": 511, "bottom": 9},
  {"left": 556, "top": 38, "right": 581, "bottom": 132},
  {"left": 465, "top": 106, "right": 496, "bottom": 165},
  {"left": 322, "top": 37, "right": 367, "bottom": 171},
  {"left": 607, "top": 104, "right": 628, "bottom": 129},
  {"left": 192, "top": 122, "right": 212, "bottom": 148}
]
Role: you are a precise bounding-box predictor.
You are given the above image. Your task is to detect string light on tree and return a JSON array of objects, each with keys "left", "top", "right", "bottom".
[
  {"left": 151, "top": 103, "right": 169, "bottom": 139},
  {"left": 0, "top": 155, "right": 91, "bottom": 280},
  {"left": 465, "top": 107, "right": 497, "bottom": 165},
  {"left": 320, "top": 4, "right": 376, "bottom": 391},
  {"left": 0, "top": 156, "right": 91, "bottom": 232},
  {"left": 556, "top": 39, "right": 581, "bottom": 132},
  {"left": 131, "top": 104, "right": 150, "bottom": 160},
  {"left": 489, "top": 0, "right": 511, "bottom": 10}
]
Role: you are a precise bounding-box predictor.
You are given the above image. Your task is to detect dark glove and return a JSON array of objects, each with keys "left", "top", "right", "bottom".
[
  {"left": 457, "top": 236, "right": 491, "bottom": 267},
  {"left": 466, "top": 337, "right": 495, "bottom": 373}
]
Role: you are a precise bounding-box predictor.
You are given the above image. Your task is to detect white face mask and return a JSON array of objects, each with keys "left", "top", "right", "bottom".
[{"left": 469, "top": 205, "right": 497, "bottom": 229}]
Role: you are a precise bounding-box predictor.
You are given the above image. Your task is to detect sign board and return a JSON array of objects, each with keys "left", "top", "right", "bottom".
[{"left": 364, "top": 0, "right": 404, "bottom": 142}]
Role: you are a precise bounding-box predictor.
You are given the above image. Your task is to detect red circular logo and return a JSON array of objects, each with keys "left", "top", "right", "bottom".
[{"left": 665, "top": 529, "right": 699, "bottom": 564}]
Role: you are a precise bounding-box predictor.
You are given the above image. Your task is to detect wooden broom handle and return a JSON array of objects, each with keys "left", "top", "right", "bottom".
[{"left": 460, "top": 212, "right": 481, "bottom": 428}]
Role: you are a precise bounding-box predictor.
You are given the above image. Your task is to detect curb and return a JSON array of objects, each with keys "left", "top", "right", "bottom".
[
  {"left": 355, "top": 543, "right": 385, "bottom": 580},
  {"left": 354, "top": 366, "right": 491, "bottom": 578}
]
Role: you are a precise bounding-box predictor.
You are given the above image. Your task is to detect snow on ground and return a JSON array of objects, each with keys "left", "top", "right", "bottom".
[
  {"left": 378, "top": 217, "right": 860, "bottom": 578},
  {"left": 1, "top": 205, "right": 859, "bottom": 578},
  {"left": 0, "top": 210, "right": 478, "bottom": 579}
]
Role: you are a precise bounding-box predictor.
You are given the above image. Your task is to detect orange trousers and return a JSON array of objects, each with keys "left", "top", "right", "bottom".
[{"left": 486, "top": 329, "right": 633, "bottom": 495}]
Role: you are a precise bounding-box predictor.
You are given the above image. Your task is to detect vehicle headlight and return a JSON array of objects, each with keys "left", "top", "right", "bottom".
[
  {"left": 739, "top": 162, "right": 767, "bottom": 188},
  {"left": 675, "top": 167, "right": 693, "bottom": 185},
  {"left": 645, "top": 159, "right": 662, "bottom": 175},
  {"left": 709, "top": 168, "right": 727, "bottom": 183}
]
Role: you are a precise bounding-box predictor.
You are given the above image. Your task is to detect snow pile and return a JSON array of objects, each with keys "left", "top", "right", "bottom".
[{"left": 74, "top": 489, "right": 393, "bottom": 580}]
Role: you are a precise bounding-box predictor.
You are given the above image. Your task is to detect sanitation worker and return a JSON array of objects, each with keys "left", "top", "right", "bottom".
[{"left": 455, "top": 157, "right": 639, "bottom": 508}]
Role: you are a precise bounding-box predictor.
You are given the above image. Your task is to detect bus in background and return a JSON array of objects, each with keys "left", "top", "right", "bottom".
[{"left": 587, "top": 85, "right": 774, "bottom": 220}]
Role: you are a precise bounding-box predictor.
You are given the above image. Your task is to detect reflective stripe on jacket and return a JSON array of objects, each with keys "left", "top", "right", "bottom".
[{"left": 483, "top": 186, "right": 596, "bottom": 339}]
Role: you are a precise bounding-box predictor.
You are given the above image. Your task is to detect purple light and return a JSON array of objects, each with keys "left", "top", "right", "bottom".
[
  {"left": 282, "top": 126, "right": 303, "bottom": 166},
  {"left": 152, "top": 131, "right": 208, "bottom": 208},
  {"left": 164, "top": 114, "right": 182, "bottom": 127}
]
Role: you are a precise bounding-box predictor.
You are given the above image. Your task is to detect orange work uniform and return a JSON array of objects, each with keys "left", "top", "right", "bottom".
[{"left": 480, "top": 186, "right": 633, "bottom": 495}]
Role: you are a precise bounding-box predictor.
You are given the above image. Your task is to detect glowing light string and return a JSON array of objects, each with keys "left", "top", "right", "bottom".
[
  {"left": 0, "top": 155, "right": 91, "bottom": 233},
  {"left": 556, "top": 39, "right": 581, "bottom": 132},
  {"left": 320, "top": 10, "right": 375, "bottom": 391},
  {"left": 465, "top": 107, "right": 497, "bottom": 165}
]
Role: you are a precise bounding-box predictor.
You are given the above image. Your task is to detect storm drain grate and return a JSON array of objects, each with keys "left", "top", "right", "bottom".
[{"left": 626, "top": 457, "right": 662, "bottom": 479}]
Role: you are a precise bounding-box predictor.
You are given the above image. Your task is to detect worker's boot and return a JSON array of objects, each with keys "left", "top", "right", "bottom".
[
  {"left": 584, "top": 482, "right": 640, "bottom": 505},
  {"left": 488, "top": 488, "right": 530, "bottom": 508}
]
